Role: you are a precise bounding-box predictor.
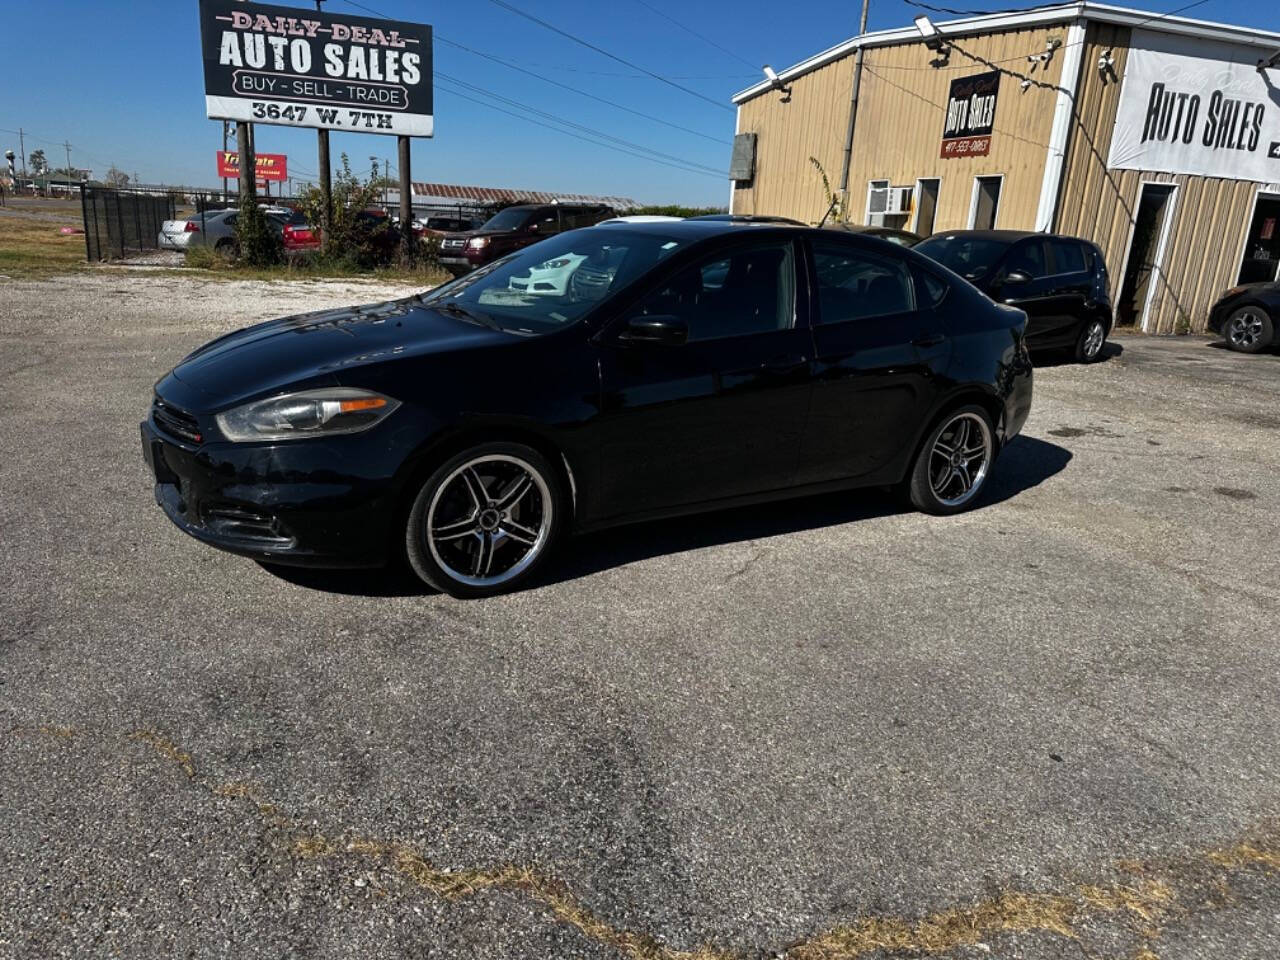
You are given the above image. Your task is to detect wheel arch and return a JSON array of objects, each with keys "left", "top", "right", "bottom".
[{"left": 898, "top": 386, "right": 1006, "bottom": 485}]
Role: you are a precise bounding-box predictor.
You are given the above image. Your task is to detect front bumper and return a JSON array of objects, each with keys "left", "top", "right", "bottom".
[{"left": 140, "top": 417, "right": 403, "bottom": 568}]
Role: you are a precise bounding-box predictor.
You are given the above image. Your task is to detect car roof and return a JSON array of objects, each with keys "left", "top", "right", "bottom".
[{"left": 591, "top": 218, "right": 809, "bottom": 241}]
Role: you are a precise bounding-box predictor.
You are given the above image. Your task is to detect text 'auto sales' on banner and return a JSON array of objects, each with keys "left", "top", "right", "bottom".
[
  {"left": 1108, "top": 29, "right": 1280, "bottom": 182},
  {"left": 941, "top": 70, "right": 999, "bottom": 159},
  {"left": 198, "top": 0, "right": 433, "bottom": 137}
]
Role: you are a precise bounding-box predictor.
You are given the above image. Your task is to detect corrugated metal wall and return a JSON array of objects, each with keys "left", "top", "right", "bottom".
[
  {"left": 1056, "top": 22, "right": 1276, "bottom": 334},
  {"left": 733, "top": 26, "right": 1067, "bottom": 229},
  {"left": 732, "top": 56, "right": 856, "bottom": 222},
  {"left": 850, "top": 27, "right": 1065, "bottom": 231}
]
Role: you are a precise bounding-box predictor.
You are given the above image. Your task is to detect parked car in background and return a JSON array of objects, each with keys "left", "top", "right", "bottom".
[
  {"left": 1208, "top": 282, "right": 1279, "bottom": 353},
  {"left": 160, "top": 208, "right": 293, "bottom": 254},
  {"left": 414, "top": 215, "right": 482, "bottom": 238},
  {"left": 281, "top": 208, "right": 321, "bottom": 256},
  {"left": 824, "top": 222, "right": 923, "bottom": 247},
  {"left": 141, "top": 219, "right": 1032, "bottom": 597},
  {"left": 690, "top": 214, "right": 806, "bottom": 225},
  {"left": 439, "top": 203, "right": 614, "bottom": 275},
  {"left": 915, "top": 230, "right": 1113, "bottom": 363}
]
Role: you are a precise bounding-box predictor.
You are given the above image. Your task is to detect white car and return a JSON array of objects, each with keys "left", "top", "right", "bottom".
[{"left": 508, "top": 253, "right": 588, "bottom": 296}]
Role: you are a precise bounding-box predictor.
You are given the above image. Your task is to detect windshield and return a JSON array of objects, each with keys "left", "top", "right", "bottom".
[
  {"left": 419, "top": 228, "right": 686, "bottom": 335},
  {"left": 481, "top": 208, "right": 535, "bottom": 232},
  {"left": 914, "top": 234, "right": 1011, "bottom": 281}
]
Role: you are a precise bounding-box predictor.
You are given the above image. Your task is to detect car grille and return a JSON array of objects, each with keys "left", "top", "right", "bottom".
[
  {"left": 571, "top": 265, "right": 615, "bottom": 300},
  {"left": 152, "top": 397, "right": 203, "bottom": 444},
  {"left": 442, "top": 238, "right": 466, "bottom": 251}
]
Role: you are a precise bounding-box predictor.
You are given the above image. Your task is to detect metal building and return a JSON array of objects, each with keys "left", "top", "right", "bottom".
[{"left": 730, "top": 2, "right": 1280, "bottom": 334}]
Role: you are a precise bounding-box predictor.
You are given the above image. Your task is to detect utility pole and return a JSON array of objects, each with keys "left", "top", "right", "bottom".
[
  {"left": 64, "top": 141, "right": 73, "bottom": 195},
  {"left": 18, "top": 129, "right": 26, "bottom": 180},
  {"left": 837, "top": 0, "right": 871, "bottom": 220}
]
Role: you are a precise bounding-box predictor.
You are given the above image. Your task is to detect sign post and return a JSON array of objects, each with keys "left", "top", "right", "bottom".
[
  {"left": 236, "top": 121, "right": 256, "bottom": 228},
  {"left": 398, "top": 135, "right": 412, "bottom": 264}
]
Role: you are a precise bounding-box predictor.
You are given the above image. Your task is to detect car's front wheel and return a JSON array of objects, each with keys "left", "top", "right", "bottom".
[
  {"left": 1223, "top": 306, "right": 1274, "bottom": 353},
  {"left": 405, "top": 442, "right": 563, "bottom": 598},
  {"left": 907, "top": 405, "right": 996, "bottom": 515}
]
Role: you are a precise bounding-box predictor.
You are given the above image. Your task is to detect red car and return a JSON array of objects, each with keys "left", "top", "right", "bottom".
[{"left": 281, "top": 209, "right": 321, "bottom": 255}]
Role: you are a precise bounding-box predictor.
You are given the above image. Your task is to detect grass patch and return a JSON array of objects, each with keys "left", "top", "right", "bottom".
[
  {"left": 180, "top": 244, "right": 452, "bottom": 286},
  {"left": 0, "top": 215, "right": 88, "bottom": 279}
]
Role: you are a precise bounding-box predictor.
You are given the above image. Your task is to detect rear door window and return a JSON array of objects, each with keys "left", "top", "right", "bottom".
[
  {"left": 1004, "top": 239, "right": 1048, "bottom": 279},
  {"left": 811, "top": 240, "right": 915, "bottom": 325},
  {"left": 1048, "top": 238, "right": 1088, "bottom": 275}
]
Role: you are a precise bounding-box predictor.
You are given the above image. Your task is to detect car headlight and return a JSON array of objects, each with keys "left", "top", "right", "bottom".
[
  {"left": 467, "top": 237, "right": 489, "bottom": 250},
  {"left": 215, "top": 388, "right": 400, "bottom": 442}
]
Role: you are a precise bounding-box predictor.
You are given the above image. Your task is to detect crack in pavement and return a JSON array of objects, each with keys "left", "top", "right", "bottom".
[{"left": 13, "top": 723, "right": 1280, "bottom": 960}]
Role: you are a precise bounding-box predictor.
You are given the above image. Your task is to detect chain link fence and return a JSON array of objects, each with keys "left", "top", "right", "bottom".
[{"left": 81, "top": 186, "right": 177, "bottom": 262}]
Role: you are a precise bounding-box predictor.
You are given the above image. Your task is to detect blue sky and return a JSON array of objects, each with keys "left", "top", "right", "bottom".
[{"left": 1, "top": 0, "right": 1275, "bottom": 205}]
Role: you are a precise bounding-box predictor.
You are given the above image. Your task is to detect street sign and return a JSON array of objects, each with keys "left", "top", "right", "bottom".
[
  {"left": 217, "top": 150, "right": 288, "bottom": 182},
  {"left": 199, "top": 0, "right": 434, "bottom": 137}
]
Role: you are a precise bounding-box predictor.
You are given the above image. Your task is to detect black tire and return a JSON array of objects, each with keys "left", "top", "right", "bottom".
[
  {"left": 1075, "top": 317, "right": 1108, "bottom": 363},
  {"left": 214, "top": 238, "right": 236, "bottom": 255},
  {"left": 405, "top": 441, "right": 564, "bottom": 598},
  {"left": 1222, "top": 306, "right": 1274, "bottom": 354},
  {"left": 906, "top": 404, "right": 997, "bottom": 516}
]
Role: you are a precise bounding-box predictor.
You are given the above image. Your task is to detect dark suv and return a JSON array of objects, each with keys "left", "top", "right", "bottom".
[
  {"left": 915, "top": 230, "right": 1113, "bottom": 362},
  {"left": 439, "top": 203, "right": 614, "bottom": 274}
]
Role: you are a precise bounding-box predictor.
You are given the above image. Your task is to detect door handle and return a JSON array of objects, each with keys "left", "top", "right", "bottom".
[{"left": 912, "top": 334, "right": 945, "bottom": 348}]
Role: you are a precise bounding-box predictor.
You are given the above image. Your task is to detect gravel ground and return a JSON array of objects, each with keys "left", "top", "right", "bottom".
[{"left": 2, "top": 271, "right": 1279, "bottom": 960}]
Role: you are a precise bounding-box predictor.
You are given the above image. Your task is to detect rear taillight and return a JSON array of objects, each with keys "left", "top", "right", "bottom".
[{"left": 184, "top": 221, "right": 200, "bottom": 233}]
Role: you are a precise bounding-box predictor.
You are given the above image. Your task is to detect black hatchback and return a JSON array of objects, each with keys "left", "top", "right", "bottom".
[
  {"left": 142, "top": 220, "right": 1033, "bottom": 597},
  {"left": 915, "top": 230, "right": 1113, "bottom": 362}
]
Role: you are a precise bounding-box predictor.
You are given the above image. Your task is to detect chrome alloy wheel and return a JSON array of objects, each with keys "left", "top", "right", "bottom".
[
  {"left": 1082, "top": 320, "right": 1106, "bottom": 358},
  {"left": 929, "top": 412, "right": 993, "bottom": 508},
  {"left": 1227, "top": 309, "right": 1267, "bottom": 350},
  {"left": 425, "top": 455, "right": 553, "bottom": 589}
]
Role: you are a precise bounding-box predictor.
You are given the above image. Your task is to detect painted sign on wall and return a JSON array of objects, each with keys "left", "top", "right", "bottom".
[
  {"left": 217, "top": 151, "right": 288, "bottom": 182},
  {"left": 199, "top": 0, "right": 433, "bottom": 137},
  {"left": 941, "top": 70, "right": 1000, "bottom": 158},
  {"left": 1108, "top": 29, "right": 1280, "bottom": 182}
]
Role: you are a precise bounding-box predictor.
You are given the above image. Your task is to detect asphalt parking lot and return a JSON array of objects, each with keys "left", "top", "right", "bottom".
[{"left": 2, "top": 271, "right": 1279, "bottom": 960}]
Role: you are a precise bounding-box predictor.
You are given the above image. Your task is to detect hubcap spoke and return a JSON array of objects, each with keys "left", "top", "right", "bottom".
[
  {"left": 433, "top": 516, "right": 477, "bottom": 542},
  {"left": 494, "top": 474, "right": 533, "bottom": 511},
  {"left": 460, "top": 468, "right": 488, "bottom": 509},
  {"left": 502, "top": 521, "right": 539, "bottom": 546},
  {"left": 472, "top": 532, "right": 495, "bottom": 577}
]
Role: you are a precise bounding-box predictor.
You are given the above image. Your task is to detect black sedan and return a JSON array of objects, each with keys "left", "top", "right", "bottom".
[
  {"left": 915, "top": 230, "right": 1113, "bottom": 363},
  {"left": 142, "top": 220, "right": 1033, "bottom": 597},
  {"left": 1208, "top": 282, "right": 1279, "bottom": 353}
]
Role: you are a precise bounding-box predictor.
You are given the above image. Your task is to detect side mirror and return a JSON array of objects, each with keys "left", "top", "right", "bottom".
[
  {"left": 621, "top": 314, "right": 688, "bottom": 345},
  {"left": 1003, "top": 270, "right": 1031, "bottom": 286}
]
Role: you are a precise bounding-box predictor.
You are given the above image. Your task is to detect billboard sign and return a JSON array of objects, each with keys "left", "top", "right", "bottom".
[
  {"left": 217, "top": 150, "right": 288, "bottom": 182},
  {"left": 941, "top": 70, "right": 1000, "bottom": 159},
  {"left": 199, "top": 0, "right": 433, "bottom": 137},
  {"left": 1108, "top": 29, "right": 1280, "bottom": 182}
]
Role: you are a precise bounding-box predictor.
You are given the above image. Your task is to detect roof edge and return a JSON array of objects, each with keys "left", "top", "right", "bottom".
[{"left": 732, "top": 1, "right": 1280, "bottom": 105}]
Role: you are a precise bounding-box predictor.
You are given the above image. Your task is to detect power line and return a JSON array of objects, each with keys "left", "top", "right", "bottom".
[
  {"left": 435, "top": 73, "right": 724, "bottom": 175},
  {"left": 484, "top": 0, "right": 734, "bottom": 112},
  {"left": 435, "top": 85, "right": 723, "bottom": 179},
  {"left": 627, "top": 0, "right": 762, "bottom": 71},
  {"left": 435, "top": 35, "right": 730, "bottom": 145}
]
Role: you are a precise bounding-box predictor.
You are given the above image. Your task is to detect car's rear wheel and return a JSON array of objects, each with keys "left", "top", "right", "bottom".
[
  {"left": 1223, "top": 306, "right": 1273, "bottom": 353},
  {"left": 907, "top": 405, "right": 995, "bottom": 515},
  {"left": 405, "top": 442, "right": 562, "bottom": 598},
  {"left": 1075, "top": 318, "right": 1108, "bottom": 363}
]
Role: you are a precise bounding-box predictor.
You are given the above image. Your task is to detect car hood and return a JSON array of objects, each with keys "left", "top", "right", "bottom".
[
  {"left": 444, "top": 228, "right": 522, "bottom": 242},
  {"left": 167, "top": 297, "right": 512, "bottom": 410}
]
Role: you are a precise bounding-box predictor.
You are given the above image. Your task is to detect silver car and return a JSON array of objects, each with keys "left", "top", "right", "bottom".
[{"left": 158, "top": 208, "right": 292, "bottom": 252}]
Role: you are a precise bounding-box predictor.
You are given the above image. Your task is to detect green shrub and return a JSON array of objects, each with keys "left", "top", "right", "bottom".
[{"left": 234, "top": 201, "right": 283, "bottom": 267}]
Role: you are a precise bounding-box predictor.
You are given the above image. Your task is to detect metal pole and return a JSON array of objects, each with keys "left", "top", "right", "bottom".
[
  {"left": 222, "top": 121, "right": 229, "bottom": 201},
  {"left": 18, "top": 129, "right": 26, "bottom": 181},
  {"left": 315, "top": 0, "right": 332, "bottom": 251},
  {"left": 64, "top": 141, "right": 72, "bottom": 187},
  {"left": 398, "top": 135, "right": 413, "bottom": 265},
  {"left": 237, "top": 120, "right": 257, "bottom": 220},
  {"left": 837, "top": 0, "right": 871, "bottom": 219}
]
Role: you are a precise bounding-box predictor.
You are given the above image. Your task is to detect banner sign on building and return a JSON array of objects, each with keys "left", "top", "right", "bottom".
[
  {"left": 199, "top": 0, "right": 433, "bottom": 137},
  {"left": 1108, "top": 29, "right": 1280, "bottom": 182},
  {"left": 217, "top": 151, "right": 288, "bottom": 182},
  {"left": 941, "top": 70, "right": 1000, "bottom": 158}
]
